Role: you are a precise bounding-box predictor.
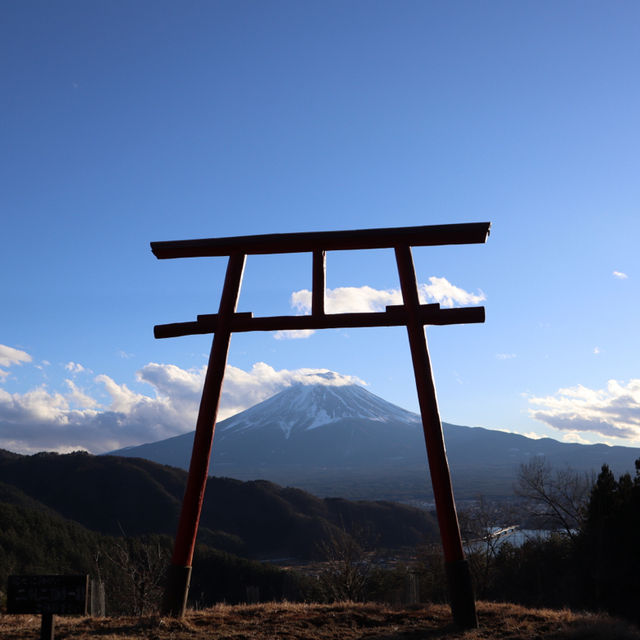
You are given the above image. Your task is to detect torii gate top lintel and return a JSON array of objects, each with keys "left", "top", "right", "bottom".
[{"left": 150, "top": 221, "right": 490, "bottom": 259}]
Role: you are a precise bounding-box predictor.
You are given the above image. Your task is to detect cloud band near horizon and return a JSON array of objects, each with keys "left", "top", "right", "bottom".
[
  {"left": 529, "top": 379, "right": 640, "bottom": 441},
  {"left": 0, "top": 349, "right": 365, "bottom": 455}
]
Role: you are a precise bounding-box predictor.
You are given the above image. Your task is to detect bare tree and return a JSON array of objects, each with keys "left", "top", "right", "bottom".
[
  {"left": 516, "top": 458, "right": 593, "bottom": 539},
  {"left": 100, "top": 536, "right": 169, "bottom": 615},
  {"left": 317, "top": 527, "right": 373, "bottom": 602},
  {"left": 459, "top": 497, "right": 518, "bottom": 597}
]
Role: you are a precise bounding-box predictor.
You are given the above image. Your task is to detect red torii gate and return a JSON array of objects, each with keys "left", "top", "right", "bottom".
[{"left": 151, "top": 222, "right": 490, "bottom": 628}]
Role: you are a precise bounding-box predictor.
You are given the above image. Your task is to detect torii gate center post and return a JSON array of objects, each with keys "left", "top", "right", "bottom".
[{"left": 151, "top": 222, "right": 490, "bottom": 628}]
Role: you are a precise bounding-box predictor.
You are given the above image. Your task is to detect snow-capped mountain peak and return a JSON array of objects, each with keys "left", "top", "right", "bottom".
[{"left": 218, "top": 383, "right": 420, "bottom": 439}]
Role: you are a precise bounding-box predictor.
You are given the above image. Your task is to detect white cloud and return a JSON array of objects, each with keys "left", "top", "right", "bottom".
[
  {"left": 0, "top": 360, "right": 365, "bottom": 454},
  {"left": 491, "top": 427, "right": 546, "bottom": 440},
  {"left": 290, "top": 286, "right": 400, "bottom": 315},
  {"left": 561, "top": 431, "right": 593, "bottom": 445},
  {"left": 420, "top": 277, "right": 486, "bottom": 308},
  {"left": 276, "top": 279, "right": 486, "bottom": 339},
  {"left": 529, "top": 379, "right": 640, "bottom": 440},
  {"left": 613, "top": 271, "right": 628, "bottom": 279},
  {"left": 282, "top": 276, "right": 485, "bottom": 330},
  {"left": 593, "top": 347, "right": 601, "bottom": 355},
  {"left": 273, "top": 329, "right": 316, "bottom": 340},
  {"left": 0, "top": 344, "right": 32, "bottom": 380},
  {"left": 291, "top": 279, "right": 484, "bottom": 315},
  {"left": 0, "top": 345, "right": 32, "bottom": 368},
  {"left": 521, "top": 431, "right": 546, "bottom": 440},
  {"left": 496, "top": 353, "right": 516, "bottom": 360},
  {"left": 65, "top": 380, "right": 100, "bottom": 409},
  {"left": 65, "top": 362, "right": 86, "bottom": 373}
]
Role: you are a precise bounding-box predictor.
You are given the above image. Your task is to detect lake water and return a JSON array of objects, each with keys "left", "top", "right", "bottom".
[{"left": 465, "top": 527, "right": 570, "bottom": 552}]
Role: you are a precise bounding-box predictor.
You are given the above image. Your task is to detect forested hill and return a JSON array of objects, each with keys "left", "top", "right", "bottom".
[{"left": 0, "top": 450, "right": 438, "bottom": 559}]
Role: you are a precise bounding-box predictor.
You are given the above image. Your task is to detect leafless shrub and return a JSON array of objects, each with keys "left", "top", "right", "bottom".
[
  {"left": 317, "top": 528, "right": 373, "bottom": 602},
  {"left": 459, "top": 496, "right": 519, "bottom": 597},
  {"left": 516, "top": 458, "right": 593, "bottom": 538},
  {"left": 98, "top": 536, "right": 169, "bottom": 615}
]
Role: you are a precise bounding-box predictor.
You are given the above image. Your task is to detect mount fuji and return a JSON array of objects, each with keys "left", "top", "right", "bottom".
[
  {"left": 110, "top": 383, "right": 640, "bottom": 501},
  {"left": 111, "top": 384, "right": 426, "bottom": 473}
]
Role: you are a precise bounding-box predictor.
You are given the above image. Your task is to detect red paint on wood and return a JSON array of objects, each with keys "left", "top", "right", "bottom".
[
  {"left": 154, "top": 305, "right": 485, "bottom": 338},
  {"left": 394, "top": 244, "right": 465, "bottom": 564},
  {"left": 169, "top": 253, "right": 246, "bottom": 568},
  {"left": 312, "top": 250, "right": 326, "bottom": 316}
]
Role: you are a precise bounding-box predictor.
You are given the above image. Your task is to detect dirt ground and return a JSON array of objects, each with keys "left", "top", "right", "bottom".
[{"left": 2, "top": 601, "right": 639, "bottom": 640}]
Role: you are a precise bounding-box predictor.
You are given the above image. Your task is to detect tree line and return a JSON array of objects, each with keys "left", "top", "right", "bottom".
[
  {"left": 451, "top": 457, "right": 640, "bottom": 624},
  {"left": 311, "top": 456, "right": 640, "bottom": 624},
  {"left": 3, "top": 453, "right": 640, "bottom": 621}
]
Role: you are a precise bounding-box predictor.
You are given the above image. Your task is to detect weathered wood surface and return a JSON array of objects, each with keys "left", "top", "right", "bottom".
[
  {"left": 163, "top": 253, "right": 246, "bottom": 617},
  {"left": 151, "top": 222, "right": 490, "bottom": 259},
  {"left": 394, "top": 245, "right": 477, "bottom": 628},
  {"left": 154, "top": 305, "right": 485, "bottom": 338}
]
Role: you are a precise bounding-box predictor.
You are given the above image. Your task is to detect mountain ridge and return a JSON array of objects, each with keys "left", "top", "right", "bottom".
[{"left": 109, "top": 383, "right": 640, "bottom": 501}]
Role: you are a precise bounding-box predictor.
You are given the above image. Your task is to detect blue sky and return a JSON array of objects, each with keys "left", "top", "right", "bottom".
[{"left": 1, "top": 1, "right": 638, "bottom": 454}]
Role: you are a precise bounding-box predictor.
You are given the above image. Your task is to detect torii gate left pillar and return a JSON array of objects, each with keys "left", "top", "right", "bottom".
[
  {"left": 161, "top": 253, "right": 246, "bottom": 616},
  {"left": 151, "top": 223, "right": 490, "bottom": 629}
]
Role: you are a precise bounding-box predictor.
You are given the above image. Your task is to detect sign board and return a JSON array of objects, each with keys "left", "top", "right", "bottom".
[{"left": 7, "top": 575, "right": 88, "bottom": 615}]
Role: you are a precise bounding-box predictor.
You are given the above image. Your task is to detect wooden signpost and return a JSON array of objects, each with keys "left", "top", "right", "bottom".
[
  {"left": 7, "top": 574, "right": 88, "bottom": 640},
  {"left": 151, "top": 222, "right": 490, "bottom": 628}
]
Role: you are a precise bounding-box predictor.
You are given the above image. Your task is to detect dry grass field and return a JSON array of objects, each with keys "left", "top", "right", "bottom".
[{"left": 2, "top": 601, "right": 639, "bottom": 640}]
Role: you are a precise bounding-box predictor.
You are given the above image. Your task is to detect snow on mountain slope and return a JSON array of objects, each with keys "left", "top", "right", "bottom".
[{"left": 218, "top": 383, "right": 420, "bottom": 439}]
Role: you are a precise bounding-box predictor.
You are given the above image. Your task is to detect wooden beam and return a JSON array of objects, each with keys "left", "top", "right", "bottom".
[
  {"left": 154, "top": 313, "right": 253, "bottom": 339},
  {"left": 153, "top": 305, "right": 484, "bottom": 338},
  {"left": 162, "top": 252, "right": 246, "bottom": 617},
  {"left": 395, "top": 244, "right": 477, "bottom": 629},
  {"left": 312, "top": 250, "right": 326, "bottom": 316},
  {"left": 151, "top": 222, "right": 491, "bottom": 259}
]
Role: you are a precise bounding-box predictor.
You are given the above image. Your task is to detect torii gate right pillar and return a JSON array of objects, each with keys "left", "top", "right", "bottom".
[{"left": 395, "top": 245, "right": 478, "bottom": 629}]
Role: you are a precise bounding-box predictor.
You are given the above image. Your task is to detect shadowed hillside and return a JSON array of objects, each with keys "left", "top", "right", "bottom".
[{"left": 0, "top": 450, "right": 439, "bottom": 559}]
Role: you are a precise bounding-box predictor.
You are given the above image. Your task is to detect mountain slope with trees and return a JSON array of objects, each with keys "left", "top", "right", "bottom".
[
  {"left": 0, "top": 449, "right": 441, "bottom": 613},
  {"left": 0, "top": 450, "right": 439, "bottom": 559},
  {"left": 3, "top": 447, "right": 640, "bottom": 625},
  {"left": 0, "top": 495, "right": 295, "bottom": 614}
]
